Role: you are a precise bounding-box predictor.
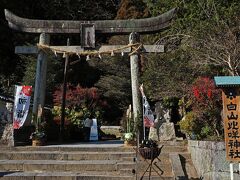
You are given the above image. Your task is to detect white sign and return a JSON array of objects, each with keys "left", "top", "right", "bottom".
[
  {"left": 13, "top": 85, "right": 32, "bottom": 129},
  {"left": 90, "top": 118, "right": 98, "bottom": 141}
]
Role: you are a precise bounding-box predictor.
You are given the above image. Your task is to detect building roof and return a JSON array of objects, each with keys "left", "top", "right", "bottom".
[{"left": 214, "top": 76, "right": 240, "bottom": 87}]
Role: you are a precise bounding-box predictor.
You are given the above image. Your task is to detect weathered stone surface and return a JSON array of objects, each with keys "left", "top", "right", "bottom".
[
  {"left": 0, "top": 124, "right": 14, "bottom": 146},
  {"left": 188, "top": 140, "right": 240, "bottom": 180},
  {"left": 5, "top": 8, "right": 176, "bottom": 34},
  {"left": 169, "top": 153, "right": 185, "bottom": 179},
  {"left": 0, "top": 102, "right": 13, "bottom": 146},
  {"left": 150, "top": 103, "right": 177, "bottom": 141},
  {"left": 0, "top": 141, "right": 199, "bottom": 179},
  {"left": 149, "top": 127, "right": 159, "bottom": 141},
  {"left": 159, "top": 122, "right": 176, "bottom": 141}
]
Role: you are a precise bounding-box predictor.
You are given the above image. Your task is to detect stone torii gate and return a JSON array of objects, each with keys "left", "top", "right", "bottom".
[{"left": 5, "top": 8, "right": 176, "bottom": 140}]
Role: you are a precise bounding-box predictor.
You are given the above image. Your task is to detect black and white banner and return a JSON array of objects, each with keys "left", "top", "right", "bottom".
[{"left": 13, "top": 85, "right": 32, "bottom": 129}]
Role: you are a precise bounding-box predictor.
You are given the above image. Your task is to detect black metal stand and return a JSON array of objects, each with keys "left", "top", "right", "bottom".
[
  {"left": 140, "top": 160, "right": 163, "bottom": 179},
  {"left": 135, "top": 146, "right": 164, "bottom": 180}
]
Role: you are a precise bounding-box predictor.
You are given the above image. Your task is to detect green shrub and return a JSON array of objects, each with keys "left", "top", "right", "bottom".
[{"left": 178, "top": 111, "right": 196, "bottom": 137}]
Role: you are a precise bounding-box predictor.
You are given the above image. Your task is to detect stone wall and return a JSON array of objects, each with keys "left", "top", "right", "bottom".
[
  {"left": 100, "top": 126, "right": 122, "bottom": 139},
  {"left": 0, "top": 102, "right": 14, "bottom": 146},
  {"left": 188, "top": 140, "right": 240, "bottom": 180}
]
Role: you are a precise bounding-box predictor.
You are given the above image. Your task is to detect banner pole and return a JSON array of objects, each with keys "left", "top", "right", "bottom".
[
  {"left": 12, "top": 85, "right": 17, "bottom": 147},
  {"left": 230, "top": 163, "right": 234, "bottom": 180},
  {"left": 142, "top": 95, "right": 145, "bottom": 140}
]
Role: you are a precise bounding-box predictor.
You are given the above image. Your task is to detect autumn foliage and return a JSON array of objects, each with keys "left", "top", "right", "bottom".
[
  {"left": 53, "top": 84, "right": 104, "bottom": 109},
  {"left": 191, "top": 77, "right": 221, "bottom": 109},
  {"left": 52, "top": 84, "right": 107, "bottom": 127},
  {"left": 179, "top": 77, "right": 223, "bottom": 140}
]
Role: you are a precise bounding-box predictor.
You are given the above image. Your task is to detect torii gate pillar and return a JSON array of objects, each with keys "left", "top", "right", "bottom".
[
  {"left": 33, "top": 33, "right": 50, "bottom": 123},
  {"left": 129, "top": 32, "right": 142, "bottom": 138}
]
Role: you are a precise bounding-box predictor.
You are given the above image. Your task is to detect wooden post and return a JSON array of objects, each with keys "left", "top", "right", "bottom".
[
  {"left": 32, "top": 33, "right": 50, "bottom": 125},
  {"left": 239, "top": 163, "right": 240, "bottom": 177},
  {"left": 129, "top": 32, "right": 142, "bottom": 141},
  {"left": 230, "top": 163, "right": 234, "bottom": 180},
  {"left": 60, "top": 38, "right": 70, "bottom": 142}
]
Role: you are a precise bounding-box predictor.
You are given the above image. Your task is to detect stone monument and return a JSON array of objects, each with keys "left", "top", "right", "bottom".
[
  {"left": 147, "top": 101, "right": 177, "bottom": 141},
  {"left": 148, "top": 102, "right": 163, "bottom": 141},
  {"left": 159, "top": 108, "right": 176, "bottom": 141}
]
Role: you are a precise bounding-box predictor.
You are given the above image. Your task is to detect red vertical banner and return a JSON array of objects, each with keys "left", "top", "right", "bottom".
[{"left": 222, "top": 88, "right": 240, "bottom": 161}]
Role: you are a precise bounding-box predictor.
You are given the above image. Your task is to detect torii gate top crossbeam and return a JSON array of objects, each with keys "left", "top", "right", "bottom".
[{"left": 4, "top": 8, "right": 176, "bottom": 34}]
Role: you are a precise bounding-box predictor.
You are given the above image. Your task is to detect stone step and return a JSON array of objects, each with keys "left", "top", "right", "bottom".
[
  {"left": 119, "top": 161, "right": 168, "bottom": 168},
  {"left": 0, "top": 142, "right": 189, "bottom": 180},
  {"left": 0, "top": 171, "right": 175, "bottom": 180},
  {"left": 137, "top": 163, "right": 173, "bottom": 176},
  {"left": 178, "top": 152, "right": 191, "bottom": 160},
  {"left": 169, "top": 153, "right": 185, "bottom": 179},
  {"left": 120, "top": 169, "right": 174, "bottom": 179},
  {"left": 140, "top": 177, "right": 174, "bottom": 180},
  {"left": 0, "top": 151, "right": 135, "bottom": 161},
  {"left": 0, "top": 160, "right": 130, "bottom": 172},
  {"left": 179, "top": 153, "right": 199, "bottom": 179},
  {"left": 0, "top": 151, "right": 174, "bottom": 163},
  {"left": 123, "top": 153, "right": 171, "bottom": 164},
  {"left": 0, "top": 146, "right": 132, "bottom": 152},
  {"left": 0, "top": 159, "right": 173, "bottom": 176},
  {"left": 0, "top": 171, "right": 134, "bottom": 180},
  {"left": 0, "top": 145, "right": 187, "bottom": 153},
  {"left": 118, "top": 160, "right": 173, "bottom": 177}
]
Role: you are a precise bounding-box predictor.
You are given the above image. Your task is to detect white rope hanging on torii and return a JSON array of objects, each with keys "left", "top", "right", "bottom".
[{"left": 37, "top": 43, "right": 143, "bottom": 59}]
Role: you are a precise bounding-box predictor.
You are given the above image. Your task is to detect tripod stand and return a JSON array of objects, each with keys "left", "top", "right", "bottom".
[{"left": 135, "top": 145, "right": 164, "bottom": 180}]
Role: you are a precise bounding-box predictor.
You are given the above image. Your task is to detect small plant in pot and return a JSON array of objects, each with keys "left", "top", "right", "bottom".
[
  {"left": 123, "top": 132, "right": 136, "bottom": 146},
  {"left": 30, "top": 120, "right": 47, "bottom": 146},
  {"left": 124, "top": 132, "right": 134, "bottom": 141},
  {"left": 123, "top": 107, "right": 137, "bottom": 146},
  {"left": 30, "top": 131, "right": 47, "bottom": 146}
]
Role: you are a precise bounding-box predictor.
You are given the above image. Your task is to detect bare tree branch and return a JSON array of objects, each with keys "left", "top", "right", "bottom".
[{"left": 192, "top": 22, "right": 240, "bottom": 76}]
